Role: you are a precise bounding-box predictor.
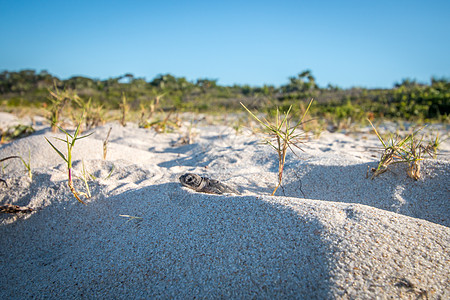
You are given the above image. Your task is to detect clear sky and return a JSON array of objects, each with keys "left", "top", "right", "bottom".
[{"left": 1, "top": 0, "right": 449, "bottom": 88}]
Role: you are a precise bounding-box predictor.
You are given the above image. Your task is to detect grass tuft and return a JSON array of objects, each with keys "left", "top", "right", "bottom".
[
  {"left": 0, "top": 124, "right": 35, "bottom": 144},
  {"left": 241, "top": 99, "right": 314, "bottom": 195},
  {"left": 45, "top": 113, "right": 93, "bottom": 204},
  {"left": 368, "top": 119, "right": 440, "bottom": 180},
  {"left": 47, "top": 84, "right": 77, "bottom": 132},
  {"left": 120, "top": 92, "right": 129, "bottom": 127}
]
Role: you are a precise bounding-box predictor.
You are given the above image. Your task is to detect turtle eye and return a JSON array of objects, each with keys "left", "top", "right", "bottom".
[{"left": 186, "top": 176, "right": 193, "bottom": 183}]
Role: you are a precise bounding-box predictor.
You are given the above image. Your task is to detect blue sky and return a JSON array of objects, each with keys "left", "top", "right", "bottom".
[{"left": 1, "top": 0, "right": 449, "bottom": 88}]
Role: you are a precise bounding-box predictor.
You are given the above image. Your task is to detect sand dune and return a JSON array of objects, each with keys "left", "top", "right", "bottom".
[{"left": 1, "top": 113, "right": 449, "bottom": 298}]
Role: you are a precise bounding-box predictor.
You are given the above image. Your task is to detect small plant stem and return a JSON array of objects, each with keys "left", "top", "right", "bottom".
[
  {"left": 105, "top": 164, "right": 115, "bottom": 179},
  {"left": 68, "top": 168, "right": 86, "bottom": 204},
  {"left": 103, "top": 127, "right": 112, "bottom": 160},
  {"left": 45, "top": 112, "right": 92, "bottom": 204},
  {"left": 241, "top": 99, "right": 313, "bottom": 196},
  {"left": 120, "top": 92, "right": 129, "bottom": 127},
  {"left": 272, "top": 142, "right": 287, "bottom": 196},
  {"left": 80, "top": 160, "right": 92, "bottom": 198},
  {"left": 19, "top": 155, "right": 32, "bottom": 180}
]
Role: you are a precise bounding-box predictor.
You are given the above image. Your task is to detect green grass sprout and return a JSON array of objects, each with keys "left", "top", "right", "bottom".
[
  {"left": 105, "top": 164, "right": 115, "bottom": 179},
  {"left": 78, "top": 159, "right": 92, "bottom": 199},
  {"left": 19, "top": 150, "right": 32, "bottom": 180},
  {"left": 1, "top": 161, "right": 8, "bottom": 174},
  {"left": 241, "top": 99, "right": 314, "bottom": 196},
  {"left": 45, "top": 114, "right": 93, "bottom": 204}
]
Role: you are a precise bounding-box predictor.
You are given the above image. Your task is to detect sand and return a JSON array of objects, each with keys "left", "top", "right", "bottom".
[{"left": 0, "top": 113, "right": 449, "bottom": 299}]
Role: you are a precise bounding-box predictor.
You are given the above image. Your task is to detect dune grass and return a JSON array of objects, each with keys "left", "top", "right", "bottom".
[
  {"left": 45, "top": 114, "right": 93, "bottom": 204},
  {"left": 0, "top": 124, "right": 35, "bottom": 144},
  {"left": 47, "top": 84, "right": 77, "bottom": 132},
  {"left": 241, "top": 99, "right": 314, "bottom": 195},
  {"left": 73, "top": 96, "right": 105, "bottom": 129},
  {"left": 103, "top": 127, "right": 112, "bottom": 160},
  {"left": 78, "top": 160, "right": 92, "bottom": 199},
  {"left": 368, "top": 119, "right": 441, "bottom": 180},
  {"left": 120, "top": 92, "right": 129, "bottom": 127}
]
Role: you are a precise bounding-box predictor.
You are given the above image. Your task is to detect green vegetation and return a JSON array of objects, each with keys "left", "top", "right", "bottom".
[
  {"left": 78, "top": 160, "right": 92, "bottom": 199},
  {"left": 0, "top": 154, "right": 33, "bottom": 183},
  {"left": 0, "top": 69, "right": 448, "bottom": 125},
  {"left": 47, "top": 84, "right": 77, "bottom": 131},
  {"left": 241, "top": 99, "right": 313, "bottom": 196},
  {"left": 0, "top": 124, "right": 35, "bottom": 143},
  {"left": 368, "top": 120, "right": 441, "bottom": 180},
  {"left": 45, "top": 114, "right": 93, "bottom": 204},
  {"left": 119, "top": 92, "right": 129, "bottom": 127},
  {"left": 19, "top": 150, "right": 32, "bottom": 180}
]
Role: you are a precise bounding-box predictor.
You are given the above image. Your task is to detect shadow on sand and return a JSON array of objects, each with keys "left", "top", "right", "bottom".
[
  {"left": 0, "top": 182, "right": 334, "bottom": 299},
  {"left": 278, "top": 160, "right": 449, "bottom": 227}
]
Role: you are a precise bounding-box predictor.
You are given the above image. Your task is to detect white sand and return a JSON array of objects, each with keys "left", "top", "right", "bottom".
[{"left": 0, "top": 113, "right": 449, "bottom": 298}]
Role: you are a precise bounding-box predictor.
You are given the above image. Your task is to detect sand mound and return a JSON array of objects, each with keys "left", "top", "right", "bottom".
[{"left": 1, "top": 114, "right": 449, "bottom": 298}]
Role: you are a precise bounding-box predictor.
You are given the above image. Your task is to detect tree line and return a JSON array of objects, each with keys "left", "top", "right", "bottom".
[{"left": 0, "top": 69, "right": 448, "bottom": 121}]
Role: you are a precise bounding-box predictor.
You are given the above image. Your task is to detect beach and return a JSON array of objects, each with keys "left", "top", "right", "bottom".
[{"left": 0, "top": 112, "right": 449, "bottom": 298}]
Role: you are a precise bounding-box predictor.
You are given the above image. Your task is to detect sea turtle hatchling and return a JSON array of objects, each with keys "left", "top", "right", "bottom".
[{"left": 179, "top": 173, "right": 239, "bottom": 195}]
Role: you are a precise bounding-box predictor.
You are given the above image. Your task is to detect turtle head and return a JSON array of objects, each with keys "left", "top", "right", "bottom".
[{"left": 179, "top": 173, "right": 202, "bottom": 189}]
